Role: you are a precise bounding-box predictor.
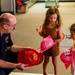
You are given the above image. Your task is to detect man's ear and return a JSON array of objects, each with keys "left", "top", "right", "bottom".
[{"left": 3, "top": 24, "right": 8, "bottom": 29}]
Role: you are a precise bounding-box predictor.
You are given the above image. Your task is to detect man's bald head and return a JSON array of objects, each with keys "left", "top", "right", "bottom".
[{"left": 0, "top": 13, "right": 17, "bottom": 27}]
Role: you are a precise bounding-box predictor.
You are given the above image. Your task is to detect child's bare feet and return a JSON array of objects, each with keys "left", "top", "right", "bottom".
[{"left": 43, "top": 72, "right": 48, "bottom": 75}]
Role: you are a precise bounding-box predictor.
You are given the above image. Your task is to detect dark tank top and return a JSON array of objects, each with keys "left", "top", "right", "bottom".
[{"left": 42, "top": 27, "right": 60, "bottom": 57}]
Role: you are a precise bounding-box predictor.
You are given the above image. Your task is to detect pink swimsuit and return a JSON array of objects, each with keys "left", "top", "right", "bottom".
[{"left": 71, "top": 51, "right": 75, "bottom": 75}]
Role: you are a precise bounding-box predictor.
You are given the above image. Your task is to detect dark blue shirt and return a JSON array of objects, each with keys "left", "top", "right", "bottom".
[{"left": 0, "top": 33, "right": 13, "bottom": 60}]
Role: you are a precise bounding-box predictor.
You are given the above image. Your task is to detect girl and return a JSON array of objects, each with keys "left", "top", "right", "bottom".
[
  {"left": 36, "top": 6, "right": 64, "bottom": 75},
  {"left": 70, "top": 23, "right": 75, "bottom": 75}
]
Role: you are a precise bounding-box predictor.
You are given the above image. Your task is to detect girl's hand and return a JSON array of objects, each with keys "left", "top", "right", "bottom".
[
  {"left": 54, "top": 39, "right": 58, "bottom": 43},
  {"left": 70, "top": 41, "right": 75, "bottom": 51},
  {"left": 36, "top": 26, "right": 42, "bottom": 33}
]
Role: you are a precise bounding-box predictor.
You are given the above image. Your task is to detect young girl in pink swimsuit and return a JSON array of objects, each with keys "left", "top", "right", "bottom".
[{"left": 70, "top": 23, "right": 75, "bottom": 75}]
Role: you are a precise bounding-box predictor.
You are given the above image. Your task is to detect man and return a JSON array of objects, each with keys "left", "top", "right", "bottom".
[{"left": 0, "top": 13, "right": 29, "bottom": 75}]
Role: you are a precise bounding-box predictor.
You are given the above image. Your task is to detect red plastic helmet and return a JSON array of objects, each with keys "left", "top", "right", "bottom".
[
  {"left": 17, "top": 1, "right": 23, "bottom": 6},
  {"left": 60, "top": 50, "right": 72, "bottom": 69},
  {"left": 39, "top": 35, "right": 56, "bottom": 53},
  {"left": 18, "top": 48, "right": 43, "bottom": 66}
]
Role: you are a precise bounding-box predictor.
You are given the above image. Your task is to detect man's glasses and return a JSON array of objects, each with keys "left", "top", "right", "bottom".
[{"left": 6, "top": 24, "right": 16, "bottom": 30}]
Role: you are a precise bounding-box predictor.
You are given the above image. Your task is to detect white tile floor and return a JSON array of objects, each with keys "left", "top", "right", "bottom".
[{"left": 9, "top": 72, "right": 54, "bottom": 75}]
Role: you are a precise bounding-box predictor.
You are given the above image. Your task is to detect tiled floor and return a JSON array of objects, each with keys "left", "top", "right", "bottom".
[
  {"left": 9, "top": 72, "right": 53, "bottom": 75},
  {"left": 60, "top": 29, "right": 73, "bottom": 47}
]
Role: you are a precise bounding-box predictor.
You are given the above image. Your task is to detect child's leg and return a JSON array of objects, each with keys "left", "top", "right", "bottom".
[
  {"left": 73, "top": 71, "right": 75, "bottom": 75},
  {"left": 52, "top": 56, "right": 58, "bottom": 75},
  {"left": 72, "top": 71, "right": 75, "bottom": 75},
  {"left": 43, "top": 55, "right": 49, "bottom": 75}
]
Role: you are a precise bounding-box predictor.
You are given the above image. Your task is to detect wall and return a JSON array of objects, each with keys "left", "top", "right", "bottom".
[
  {"left": 59, "top": 0, "right": 75, "bottom": 2},
  {"left": 38, "top": 0, "right": 75, "bottom": 2},
  {"left": 1, "top": 0, "right": 16, "bottom": 14}
]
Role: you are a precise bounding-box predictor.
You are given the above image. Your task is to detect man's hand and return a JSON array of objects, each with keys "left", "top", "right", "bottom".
[{"left": 16, "top": 63, "right": 29, "bottom": 71}]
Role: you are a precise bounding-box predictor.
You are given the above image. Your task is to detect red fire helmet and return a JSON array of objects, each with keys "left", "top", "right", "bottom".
[
  {"left": 18, "top": 48, "right": 43, "bottom": 66},
  {"left": 38, "top": 35, "right": 56, "bottom": 53},
  {"left": 60, "top": 50, "right": 72, "bottom": 69}
]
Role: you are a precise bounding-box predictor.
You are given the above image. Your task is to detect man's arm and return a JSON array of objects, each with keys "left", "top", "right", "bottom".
[
  {"left": 0, "top": 59, "right": 29, "bottom": 70},
  {"left": 7, "top": 45, "right": 24, "bottom": 52},
  {"left": 7, "top": 45, "right": 34, "bottom": 52}
]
